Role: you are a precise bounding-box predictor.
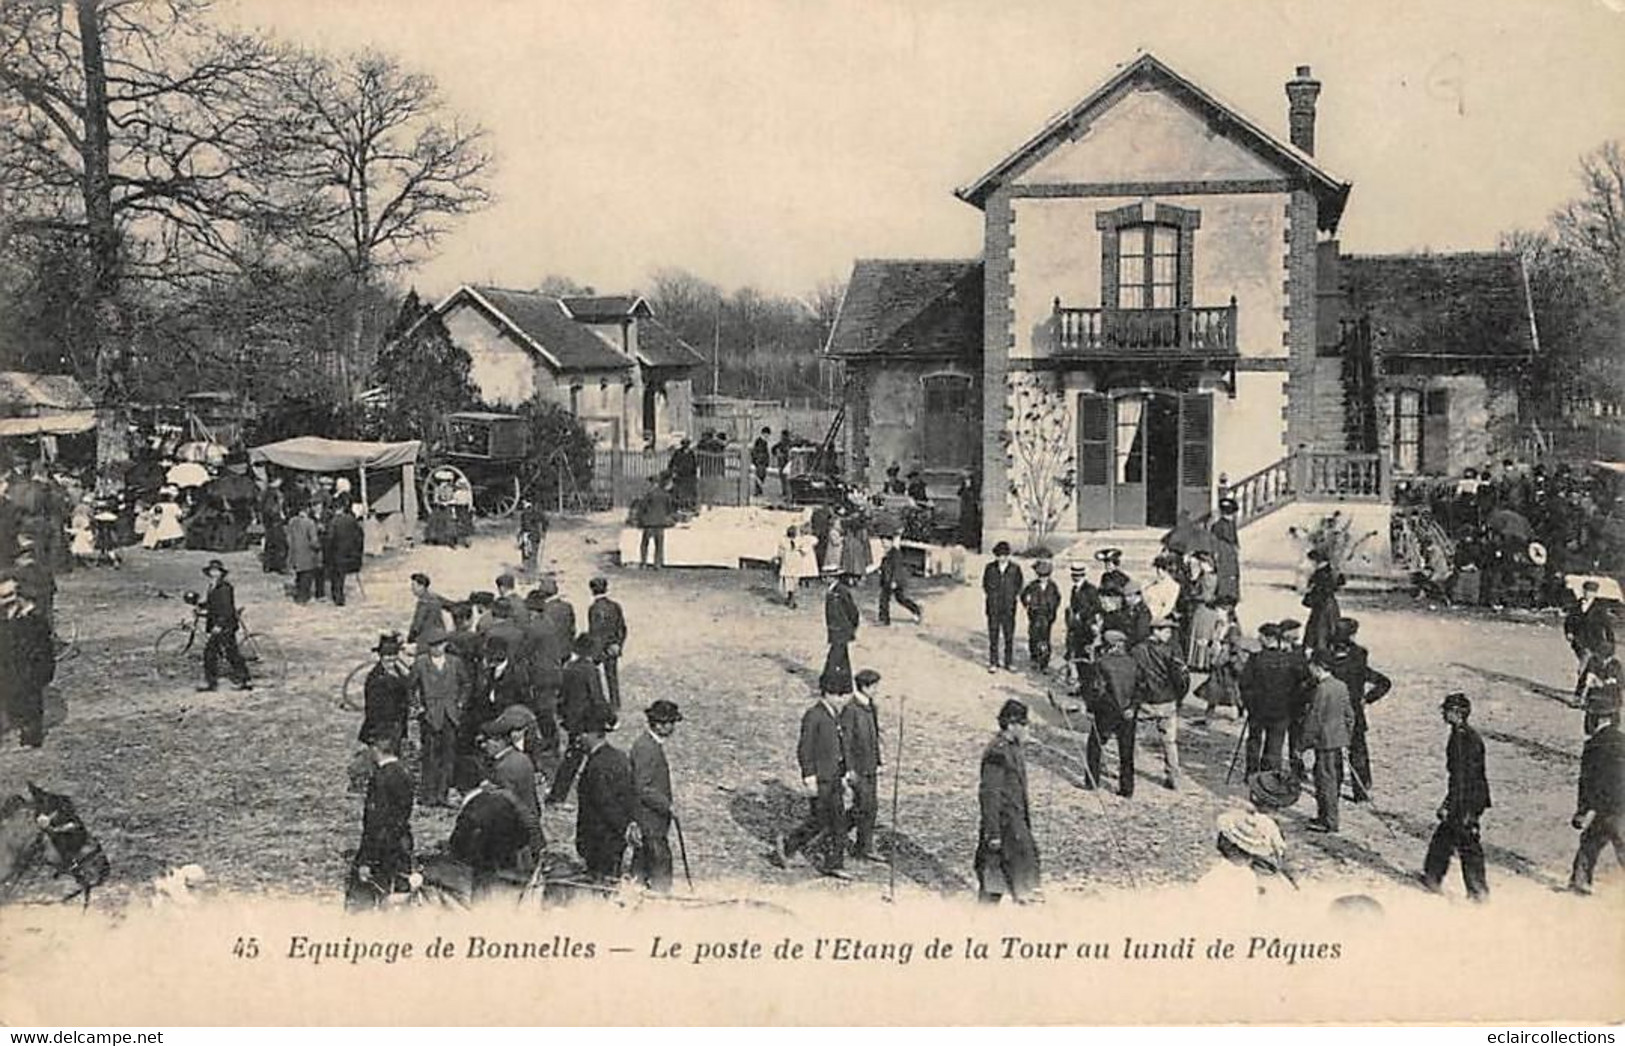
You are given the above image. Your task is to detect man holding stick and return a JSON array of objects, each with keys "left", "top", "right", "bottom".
[
  {"left": 841, "top": 669, "right": 884, "bottom": 862},
  {"left": 773, "top": 683, "right": 850, "bottom": 879}
]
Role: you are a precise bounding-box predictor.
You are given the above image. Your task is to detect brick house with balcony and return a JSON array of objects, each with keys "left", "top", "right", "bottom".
[{"left": 828, "top": 53, "right": 1537, "bottom": 547}]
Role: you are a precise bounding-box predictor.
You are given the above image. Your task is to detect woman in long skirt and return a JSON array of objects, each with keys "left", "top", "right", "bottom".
[{"left": 1185, "top": 551, "right": 1225, "bottom": 670}]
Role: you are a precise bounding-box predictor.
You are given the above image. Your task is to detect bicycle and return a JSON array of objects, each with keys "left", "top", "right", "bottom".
[{"left": 153, "top": 593, "right": 285, "bottom": 685}]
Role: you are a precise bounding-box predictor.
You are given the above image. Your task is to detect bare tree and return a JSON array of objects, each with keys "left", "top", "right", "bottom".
[
  {"left": 1554, "top": 141, "right": 1625, "bottom": 289},
  {"left": 265, "top": 50, "right": 493, "bottom": 403},
  {"left": 0, "top": 0, "right": 290, "bottom": 464}
]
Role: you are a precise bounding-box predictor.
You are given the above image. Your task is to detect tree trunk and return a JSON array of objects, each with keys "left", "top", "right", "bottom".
[{"left": 76, "top": 0, "right": 129, "bottom": 472}]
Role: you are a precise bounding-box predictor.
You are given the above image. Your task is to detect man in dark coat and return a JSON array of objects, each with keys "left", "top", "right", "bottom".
[
  {"left": 0, "top": 577, "right": 54, "bottom": 748},
  {"left": 1104, "top": 581, "right": 1153, "bottom": 648},
  {"left": 546, "top": 634, "right": 614, "bottom": 804},
  {"left": 537, "top": 576, "right": 577, "bottom": 651},
  {"left": 750, "top": 427, "right": 772, "bottom": 494},
  {"left": 634, "top": 476, "right": 675, "bottom": 570},
  {"left": 821, "top": 572, "right": 860, "bottom": 695},
  {"left": 523, "top": 588, "right": 566, "bottom": 759},
  {"left": 259, "top": 478, "right": 287, "bottom": 574},
  {"left": 630, "top": 699, "right": 683, "bottom": 891},
  {"left": 1086, "top": 630, "right": 1138, "bottom": 797},
  {"left": 1020, "top": 558, "right": 1062, "bottom": 672},
  {"left": 576, "top": 718, "right": 638, "bottom": 881},
  {"left": 1568, "top": 709, "right": 1625, "bottom": 895},
  {"left": 1239, "top": 623, "right": 1309, "bottom": 775},
  {"left": 1420, "top": 692, "right": 1491, "bottom": 901},
  {"left": 587, "top": 576, "right": 628, "bottom": 713},
  {"left": 1064, "top": 561, "right": 1102, "bottom": 683},
  {"left": 406, "top": 573, "right": 447, "bottom": 644},
  {"left": 1210, "top": 498, "right": 1242, "bottom": 605},
  {"left": 983, "top": 541, "right": 1023, "bottom": 673},
  {"left": 1325, "top": 618, "right": 1391, "bottom": 801},
  {"left": 410, "top": 629, "right": 470, "bottom": 807},
  {"left": 447, "top": 781, "right": 530, "bottom": 896},
  {"left": 1095, "top": 547, "right": 1131, "bottom": 597},
  {"left": 1277, "top": 618, "right": 1313, "bottom": 779},
  {"left": 1133, "top": 618, "right": 1189, "bottom": 789},
  {"left": 774, "top": 685, "right": 850, "bottom": 878},
  {"left": 198, "top": 559, "right": 251, "bottom": 692},
  {"left": 1565, "top": 580, "right": 1615, "bottom": 684},
  {"left": 348, "top": 730, "right": 415, "bottom": 909},
  {"left": 480, "top": 705, "right": 544, "bottom": 865},
  {"left": 977, "top": 699, "right": 1039, "bottom": 903},
  {"left": 1302, "top": 549, "right": 1343, "bottom": 656},
  {"left": 668, "top": 438, "right": 699, "bottom": 512},
  {"left": 359, "top": 632, "right": 411, "bottom": 748},
  {"left": 1301, "top": 652, "right": 1355, "bottom": 833},
  {"left": 876, "top": 535, "right": 922, "bottom": 626},
  {"left": 1578, "top": 640, "right": 1622, "bottom": 738},
  {"left": 324, "top": 504, "right": 364, "bottom": 606},
  {"left": 840, "top": 669, "right": 884, "bottom": 861}
]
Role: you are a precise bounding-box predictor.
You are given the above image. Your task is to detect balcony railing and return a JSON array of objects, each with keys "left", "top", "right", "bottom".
[{"left": 1052, "top": 298, "right": 1238, "bottom": 357}]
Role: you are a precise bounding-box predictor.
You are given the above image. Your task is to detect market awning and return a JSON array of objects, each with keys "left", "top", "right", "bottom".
[
  {"left": 0, "top": 371, "right": 96, "bottom": 437},
  {"left": 248, "top": 436, "right": 422, "bottom": 472}
]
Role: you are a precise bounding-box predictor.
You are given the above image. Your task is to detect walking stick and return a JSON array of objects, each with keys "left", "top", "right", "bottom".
[
  {"left": 1225, "top": 720, "right": 1249, "bottom": 784},
  {"left": 672, "top": 812, "right": 694, "bottom": 892},
  {"left": 1344, "top": 760, "right": 1401, "bottom": 843},
  {"left": 1052, "top": 692, "right": 1138, "bottom": 890},
  {"left": 886, "top": 694, "right": 905, "bottom": 903}
]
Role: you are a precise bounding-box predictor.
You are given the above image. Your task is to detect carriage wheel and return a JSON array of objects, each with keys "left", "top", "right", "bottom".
[{"left": 475, "top": 475, "right": 522, "bottom": 519}]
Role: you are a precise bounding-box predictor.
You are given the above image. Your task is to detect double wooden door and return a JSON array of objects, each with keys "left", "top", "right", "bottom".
[{"left": 1077, "top": 391, "right": 1211, "bottom": 529}]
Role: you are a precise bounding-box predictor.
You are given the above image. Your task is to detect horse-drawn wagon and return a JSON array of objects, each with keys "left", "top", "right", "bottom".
[{"left": 420, "top": 411, "right": 537, "bottom": 520}]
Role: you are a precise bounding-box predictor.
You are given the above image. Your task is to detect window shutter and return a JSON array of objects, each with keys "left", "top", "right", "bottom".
[
  {"left": 1078, "top": 393, "right": 1109, "bottom": 487},
  {"left": 1179, "top": 393, "right": 1212, "bottom": 488}
]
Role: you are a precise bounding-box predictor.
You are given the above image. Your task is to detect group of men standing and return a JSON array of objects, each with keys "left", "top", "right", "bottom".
[
  {"left": 263, "top": 478, "right": 366, "bottom": 606},
  {"left": 349, "top": 567, "right": 690, "bottom": 905}
]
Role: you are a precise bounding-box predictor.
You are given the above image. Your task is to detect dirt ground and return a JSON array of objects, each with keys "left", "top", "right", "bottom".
[{"left": 2, "top": 511, "right": 1620, "bottom": 911}]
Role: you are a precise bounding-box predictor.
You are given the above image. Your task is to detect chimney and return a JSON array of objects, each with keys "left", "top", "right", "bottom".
[{"left": 1285, "top": 65, "right": 1321, "bottom": 155}]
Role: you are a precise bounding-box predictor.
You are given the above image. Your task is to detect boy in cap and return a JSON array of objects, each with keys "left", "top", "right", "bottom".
[
  {"left": 631, "top": 700, "right": 683, "bottom": 890},
  {"left": 1019, "top": 558, "right": 1062, "bottom": 672},
  {"left": 1300, "top": 651, "right": 1355, "bottom": 833},
  {"left": 840, "top": 669, "right": 884, "bottom": 861},
  {"left": 587, "top": 576, "right": 628, "bottom": 713},
  {"left": 982, "top": 541, "right": 1023, "bottom": 673},
  {"left": 198, "top": 559, "right": 251, "bottom": 692},
  {"left": 1419, "top": 693, "right": 1490, "bottom": 900},
  {"left": 976, "top": 699, "right": 1039, "bottom": 903}
]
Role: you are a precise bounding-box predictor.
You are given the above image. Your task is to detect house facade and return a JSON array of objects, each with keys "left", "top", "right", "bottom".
[
  {"left": 829, "top": 54, "right": 1536, "bottom": 547},
  {"left": 433, "top": 285, "right": 702, "bottom": 450}
]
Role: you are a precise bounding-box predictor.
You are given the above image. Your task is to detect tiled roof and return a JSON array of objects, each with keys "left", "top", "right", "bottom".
[
  {"left": 636, "top": 317, "right": 705, "bottom": 369},
  {"left": 460, "top": 286, "right": 631, "bottom": 371},
  {"left": 826, "top": 260, "right": 984, "bottom": 359},
  {"left": 0, "top": 371, "right": 93, "bottom": 413},
  {"left": 561, "top": 295, "right": 649, "bottom": 322},
  {"left": 1342, "top": 252, "right": 1537, "bottom": 359}
]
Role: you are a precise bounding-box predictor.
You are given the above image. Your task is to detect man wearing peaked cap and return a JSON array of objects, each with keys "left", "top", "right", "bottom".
[
  {"left": 1420, "top": 692, "right": 1490, "bottom": 900},
  {"left": 480, "top": 703, "right": 544, "bottom": 862},
  {"left": 983, "top": 541, "right": 1023, "bottom": 673},
  {"left": 1239, "top": 622, "right": 1310, "bottom": 776},
  {"left": 631, "top": 700, "right": 683, "bottom": 890}
]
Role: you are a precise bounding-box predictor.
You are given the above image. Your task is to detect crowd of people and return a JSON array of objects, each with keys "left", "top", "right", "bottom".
[{"left": 1395, "top": 458, "right": 1625, "bottom": 608}]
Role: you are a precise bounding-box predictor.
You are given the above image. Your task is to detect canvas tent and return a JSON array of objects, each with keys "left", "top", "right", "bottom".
[
  {"left": 248, "top": 436, "right": 423, "bottom": 533},
  {"left": 0, "top": 371, "right": 96, "bottom": 438}
]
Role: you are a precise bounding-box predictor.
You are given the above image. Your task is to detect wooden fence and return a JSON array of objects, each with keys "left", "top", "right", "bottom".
[{"left": 593, "top": 447, "right": 751, "bottom": 508}]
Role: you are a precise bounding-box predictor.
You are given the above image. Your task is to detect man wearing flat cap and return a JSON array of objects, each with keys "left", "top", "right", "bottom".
[
  {"left": 983, "top": 541, "right": 1023, "bottom": 673},
  {"left": 198, "top": 559, "right": 251, "bottom": 692},
  {"left": 977, "top": 699, "right": 1039, "bottom": 903},
  {"left": 480, "top": 705, "right": 544, "bottom": 864},
  {"left": 1133, "top": 617, "right": 1190, "bottom": 790},
  {"left": 547, "top": 633, "right": 615, "bottom": 805},
  {"left": 631, "top": 700, "right": 682, "bottom": 890},
  {"left": 821, "top": 571, "right": 860, "bottom": 696},
  {"left": 1568, "top": 708, "right": 1625, "bottom": 896},
  {"left": 1420, "top": 692, "right": 1490, "bottom": 900}
]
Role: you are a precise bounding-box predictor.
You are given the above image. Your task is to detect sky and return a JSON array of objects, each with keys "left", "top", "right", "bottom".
[{"left": 219, "top": 0, "right": 1625, "bottom": 300}]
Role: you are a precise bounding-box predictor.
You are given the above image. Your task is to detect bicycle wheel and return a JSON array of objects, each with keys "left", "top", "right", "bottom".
[
  {"left": 154, "top": 626, "right": 197, "bottom": 680},
  {"left": 53, "top": 617, "right": 79, "bottom": 663},
  {"left": 340, "top": 659, "right": 373, "bottom": 712},
  {"left": 240, "top": 632, "right": 286, "bottom": 686}
]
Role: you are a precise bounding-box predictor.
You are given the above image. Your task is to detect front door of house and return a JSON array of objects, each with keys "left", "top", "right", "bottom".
[{"left": 1076, "top": 391, "right": 1212, "bottom": 530}]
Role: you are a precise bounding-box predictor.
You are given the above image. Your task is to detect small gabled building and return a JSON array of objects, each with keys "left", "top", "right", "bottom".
[{"left": 432, "top": 285, "right": 701, "bottom": 449}]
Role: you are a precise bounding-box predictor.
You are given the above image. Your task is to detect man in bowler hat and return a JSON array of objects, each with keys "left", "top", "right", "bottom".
[
  {"left": 198, "top": 559, "right": 251, "bottom": 692},
  {"left": 630, "top": 699, "right": 683, "bottom": 890}
]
